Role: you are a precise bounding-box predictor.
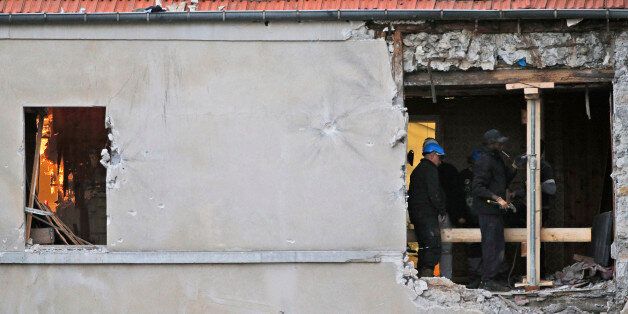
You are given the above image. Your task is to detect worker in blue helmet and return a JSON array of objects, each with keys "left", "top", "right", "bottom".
[{"left": 407, "top": 140, "right": 447, "bottom": 277}]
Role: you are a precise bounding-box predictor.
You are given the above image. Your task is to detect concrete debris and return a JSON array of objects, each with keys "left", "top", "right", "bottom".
[
  {"left": 399, "top": 256, "right": 538, "bottom": 313},
  {"left": 343, "top": 22, "right": 376, "bottom": 40},
  {"left": 398, "top": 253, "right": 628, "bottom": 313},
  {"left": 515, "top": 295, "right": 530, "bottom": 306},
  {"left": 403, "top": 30, "right": 611, "bottom": 72},
  {"left": 549, "top": 259, "right": 614, "bottom": 286},
  {"left": 554, "top": 306, "right": 587, "bottom": 314}
]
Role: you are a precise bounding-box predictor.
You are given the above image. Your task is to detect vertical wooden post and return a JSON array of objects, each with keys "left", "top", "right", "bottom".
[
  {"left": 525, "top": 90, "right": 542, "bottom": 286},
  {"left": 505, "top": 82, "right": 554, "bottom": 287},
  {"left": 25, "top": 114, "right": 44, "bottom": 242},
  {"left": 391, "top": 29, "right": 404, "bottom": 108}
]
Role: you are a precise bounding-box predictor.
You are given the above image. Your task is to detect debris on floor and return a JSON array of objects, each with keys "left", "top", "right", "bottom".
[
  {"left": 400, "top": 256, "right": 537, "bottom": 313},
  {"left": 28, "top": 198, "right": 91, "bottom": 246},
  {"left": 549, "top": 254, "right": 614, "bottom": 286},
  {"left": 400, "top": 255, "right": 625, "bottom": 313}
]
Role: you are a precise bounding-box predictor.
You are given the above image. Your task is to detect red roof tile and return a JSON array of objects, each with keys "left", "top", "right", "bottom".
[{"left": 0, "top": 0, "right": 624, "bottom": 13}]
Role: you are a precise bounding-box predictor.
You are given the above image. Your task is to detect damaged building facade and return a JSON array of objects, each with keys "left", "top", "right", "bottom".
[{"left": 0, "top": 0, "right": 628, "bottom": 312}]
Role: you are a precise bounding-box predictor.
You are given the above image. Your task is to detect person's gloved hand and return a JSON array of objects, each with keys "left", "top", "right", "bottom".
[
  {"left": 438, "top": 214, "right": 447, "bottom": 223},
  {"left": 513, "top": 154, "right": 527, "bottom": 169}
]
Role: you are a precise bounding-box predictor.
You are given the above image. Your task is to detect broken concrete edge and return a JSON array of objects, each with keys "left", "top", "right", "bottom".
[
  {"left": 0, "top": 249, "right": 400, "bottom": 264},
  {"left": 612, "top": 33, "right": 628, "bottom": 313},
  {"left": 397, "top": 253, "right": 628, "bottom": 313},
  {"left": 100, "top": 115, "right": 122, "bottom": 190},
  {"left": 397, "top": 254, "right": 530, "bottom": 313},
  {"left": 401, "top": 30, "right": 614, "bottom": 72}
]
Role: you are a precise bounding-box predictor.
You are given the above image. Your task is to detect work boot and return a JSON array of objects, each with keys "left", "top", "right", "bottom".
[
  {"left": 479, "top": 280, "right": 510, "bottom": 292},
  {"left": 419, "top": 268, "right": 434, "bottom": 277}
]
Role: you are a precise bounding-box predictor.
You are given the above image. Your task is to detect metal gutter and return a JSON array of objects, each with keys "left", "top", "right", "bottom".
[
  {"left": 0, "top": 9, "right": 626, "bottom": 24},
  {"left": 0, "top": 249, "right": 394, "bottom": 264}
]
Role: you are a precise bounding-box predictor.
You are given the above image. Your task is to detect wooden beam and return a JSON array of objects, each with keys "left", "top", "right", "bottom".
[
  {"left": 515, "top": 280, "right": 554, "bottom": 288},
  {"left": 25, "top": 115, "right": 44, "bottom": 243},
  {"left": 506, "top": 82, "right": 555, "bottom": 90},
  {"left": 404, "top": 68, "right": 614, "bottom": 87},
  {"left": 405, "top": 83, "right": 611, "bottom": 98},
  {"left": 391, "top": 29, "right": 404, "bottom": 108},
  {"left": 437, "top": 228, "right": 591, "bottom": 243},
  {"left": 523, "top": 84, "right": 545, "bottom": 286},
  {"left": 524, "top": 87, "right": 540, "bottom": 95}
]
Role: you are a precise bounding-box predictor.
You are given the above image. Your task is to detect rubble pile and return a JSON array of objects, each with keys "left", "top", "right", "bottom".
[
  {"left": 400, "top": 257, "right": 538, "bottom": 313},
  {"left": 549, "top": 258, "right": 613, "bottom": 286},
  {"left": 399, "top": 256, "right": 625, "bottom": 313}
]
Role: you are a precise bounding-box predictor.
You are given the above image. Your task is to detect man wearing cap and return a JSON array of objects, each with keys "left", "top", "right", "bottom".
[
  {"left": 408, "top": 141, "right": 447, "bottom": 277},
  {"left": 472, "top": 129, "right": 517, "bottom": 292}
]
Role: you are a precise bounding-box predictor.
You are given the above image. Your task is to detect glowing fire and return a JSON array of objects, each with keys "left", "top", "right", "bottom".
[{"left": 37, "top": 113, "right": 74, "bottom": 212}]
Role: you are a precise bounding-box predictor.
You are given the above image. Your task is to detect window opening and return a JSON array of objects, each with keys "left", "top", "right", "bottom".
[
  {"left": 24, "top": 107, "right": 108, "bottom": 245},
  {"left": 404, "top": 88, "right": 614, "bottom": 288}
]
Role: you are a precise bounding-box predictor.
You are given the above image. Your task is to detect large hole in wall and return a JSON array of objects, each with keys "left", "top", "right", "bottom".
[
  {"left": 24, "top": 107, "right": 108, "bottom": 245},
  {"left": 404, "top": 87, "right": 614, "bottom": 285}
]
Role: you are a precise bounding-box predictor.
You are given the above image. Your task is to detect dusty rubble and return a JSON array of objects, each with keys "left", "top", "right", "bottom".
[
  {"left": 549, "top": 256, "right": 613, "bottom": 286},
  {"left": 400, "top": 256, "right": 626, "bottom": 313},
  {"left": 400, "top": 257, "right": 536, "bottom": 313}
]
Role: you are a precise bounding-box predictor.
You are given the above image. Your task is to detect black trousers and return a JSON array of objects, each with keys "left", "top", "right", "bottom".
[
  {"left": 479, "top": 213, "right": 505, "bottom": 281},
  {"left": 413, "top": 214, "right": 441, "bottom": 271}
]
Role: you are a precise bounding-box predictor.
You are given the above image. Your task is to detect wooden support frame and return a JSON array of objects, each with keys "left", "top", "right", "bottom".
[
  {"left": 526, "top": 86, "right": 543, "bottom": 287},
  {"left": 438, "top": 228, "right": 591, "bottom": 243},
  {"left": 405, "top": 68, "right": 613, "bottom": 87},
  {"left": 509, "top": 82, "right": 554, "bottom": 287},
  {"left": 391, "top": 29, "right": 404, "bottom": 108}
]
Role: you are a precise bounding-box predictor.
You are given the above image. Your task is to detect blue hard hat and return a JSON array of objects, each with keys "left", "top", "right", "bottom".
[
  {"left": 422, "top": 138, "right": 439, "bottom": 150},
  {"left": 423, "top": 142, "right": 445, "bottom": 156}
]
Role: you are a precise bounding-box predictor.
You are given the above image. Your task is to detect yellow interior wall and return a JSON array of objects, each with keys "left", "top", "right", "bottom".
[
  {"left": 405, "top": 122, "right": 436, "bottom": 187},
  {"left": 406, "top": 121, "right": 437, "bottom": 274}
]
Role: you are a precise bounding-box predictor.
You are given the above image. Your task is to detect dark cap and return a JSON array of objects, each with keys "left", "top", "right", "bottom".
[{"left": 483, "top": 129, "right": 508, "bottom": 144}]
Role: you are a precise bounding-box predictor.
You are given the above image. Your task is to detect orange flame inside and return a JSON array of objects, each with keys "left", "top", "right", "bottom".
[{"left": 37, "top": 113, "right": 74, "bottom": 212}]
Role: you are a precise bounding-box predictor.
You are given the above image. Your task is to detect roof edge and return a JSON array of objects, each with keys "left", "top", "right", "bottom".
[{"left": 0, "top": 9, "right": 627, "bottom": 24}]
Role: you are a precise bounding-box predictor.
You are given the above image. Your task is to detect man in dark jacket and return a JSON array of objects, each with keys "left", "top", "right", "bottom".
[
  {"left": 472, "top": 129, "right": 516, "bottom": 291},
  {"left": 408, "top": 142, "right": 447, "bottom": 277},
  {"left": 510, "top": 140, "right": 557, "bottom": 226}
]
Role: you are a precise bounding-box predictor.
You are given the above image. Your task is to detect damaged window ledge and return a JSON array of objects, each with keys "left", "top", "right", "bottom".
[{"left": 0, "top": 249, "right": 400, "bottom": 264}]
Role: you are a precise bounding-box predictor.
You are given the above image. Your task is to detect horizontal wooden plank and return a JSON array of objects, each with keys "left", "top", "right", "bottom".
[
  {"left": 404, "top": 68, "right": 614, "bottom": 87},
  {"left": 404, "top": 82, "right": 611, "bottom": 97},
  {"left": 515, "top": 280, "right": 554, "bottom": 288},
  {"left": 438, "top": 228, "right": 591, "bottom": 243},
  {"left": 506, "top": 82, "right": 555, "bottom": 90},
  {"left": 406, "top": 227, "right": 591, "bottom": 243}
]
